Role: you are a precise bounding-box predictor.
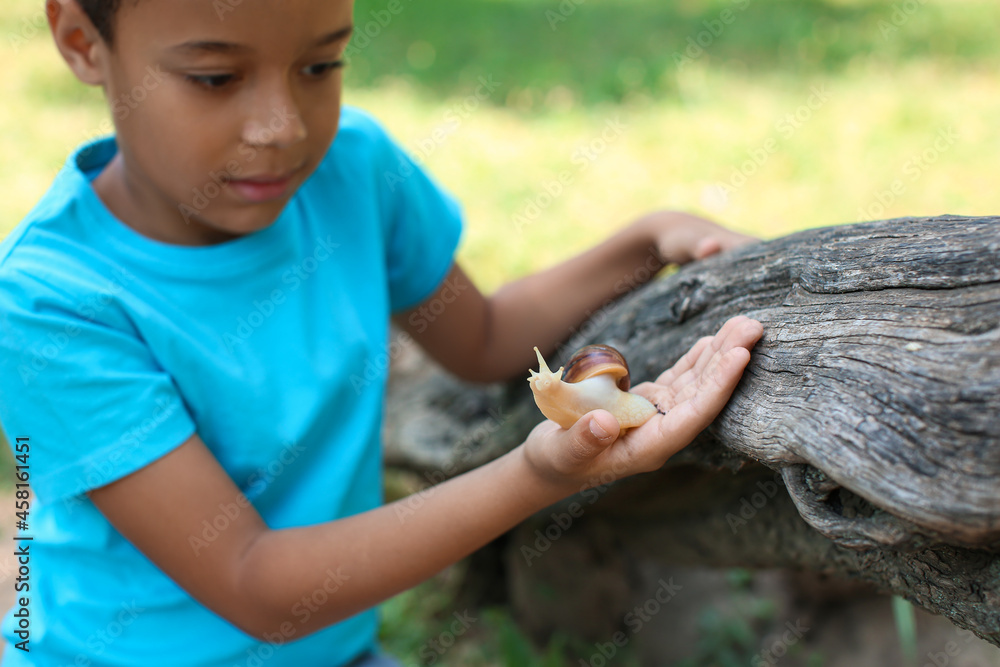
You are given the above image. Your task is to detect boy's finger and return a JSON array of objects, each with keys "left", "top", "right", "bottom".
[
  {"left": 713, "top": 345, "right": 752, "bottom": 389},
  {"left": 659, "top": 347, "right": 752, "bottom": 445},
  {"left": 726, "top": 318, "right": 764, "bottom": 356},
  {"left": 693, "top": 237, "right": 722, "bottom": 260},
  {"left": 561, "top": 409, "right": 620, "bottom": 465},
  {"left": 668, "top": 318, "right": 760, "bottom": 401},
  {"left": 690, "top": 316, "right": 748, "bottom": 376},
  {"left": 656, "top": 335, "right": 713, "bottom": 385},
  {"left": 655, "top": 318, "right": 762, "bottom": 399},
  {"left": 694, "top": 346, "right": 752, "bottom": 410},
  {"left": 657, "top": 318, "right": 736, "bottom": 382},
  {"left": 676, "top": 321, "right": 759, "bottom": 406},
  {"left": 725, "top": 231, "right": 761, "bottom": 248},
  {"left": 698, "top": 316, "right": 762, "bottom": 372}
]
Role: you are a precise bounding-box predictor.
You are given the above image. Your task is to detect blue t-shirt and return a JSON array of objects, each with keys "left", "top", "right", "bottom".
[{"left": 0, "top": 106, "right": 462, "bottom": 666}]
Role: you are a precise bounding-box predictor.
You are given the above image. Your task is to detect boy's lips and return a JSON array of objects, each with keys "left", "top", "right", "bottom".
[{"left": 230, "top": 169, "right": 299, "bottom": 203}]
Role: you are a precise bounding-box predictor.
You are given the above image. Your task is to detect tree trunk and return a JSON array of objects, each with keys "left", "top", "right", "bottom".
[{"left": 383, "top": 215, "right": 1000, "bottom": 646}]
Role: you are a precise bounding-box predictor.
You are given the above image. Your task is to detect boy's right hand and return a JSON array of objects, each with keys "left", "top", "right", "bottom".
[{"left": 521, "top": 316, "right": 763, "bottom": 494}]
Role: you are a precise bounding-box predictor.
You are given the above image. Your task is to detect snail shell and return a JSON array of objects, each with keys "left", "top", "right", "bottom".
[
  {"left": 527, "top": 344, "right": 658, "bottom": 431},
  {"left": 563, "top": 344, "right": 631, "bottom": 391}
]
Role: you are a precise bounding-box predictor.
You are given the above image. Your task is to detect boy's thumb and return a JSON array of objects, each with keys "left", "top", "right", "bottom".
[{"left": 564, "top": 410, "right": 620, "bottom": 461}]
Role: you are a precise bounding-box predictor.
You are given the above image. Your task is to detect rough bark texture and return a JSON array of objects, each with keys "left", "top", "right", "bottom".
[{"left": 383, "top": 215, "right": 1000, "bottom": 646}]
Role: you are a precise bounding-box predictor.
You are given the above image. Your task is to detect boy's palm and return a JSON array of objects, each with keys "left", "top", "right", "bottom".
[
  {"left": 526, "top": 316, "right": 764, "bottom": 487},
  {"left": 625, "top": 315, "right": 763, "bottom": 468}
]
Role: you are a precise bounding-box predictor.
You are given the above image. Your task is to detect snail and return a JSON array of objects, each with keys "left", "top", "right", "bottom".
[{"left": 527, "top": 344, "right": 659, "bottom": 431}]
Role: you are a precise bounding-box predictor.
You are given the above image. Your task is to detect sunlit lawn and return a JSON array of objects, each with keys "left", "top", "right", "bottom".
[{"left": 2, "top": 0, "right": 999, "bottom": 664}]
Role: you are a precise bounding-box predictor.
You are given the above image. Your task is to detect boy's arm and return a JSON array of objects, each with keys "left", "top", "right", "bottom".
[
  {"left": 394, "top": 211, "right": 757, "bottom": 383},
  {"left": 88, "top": 316, "right": 762, "bottom": 642},
  {"left": 89, "top": 428, "right": 568, "bottom": 641}
]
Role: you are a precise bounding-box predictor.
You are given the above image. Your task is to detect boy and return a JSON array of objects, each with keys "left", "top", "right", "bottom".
[{"left": 0, "top": 0, "right": 763, "bottom": 664}]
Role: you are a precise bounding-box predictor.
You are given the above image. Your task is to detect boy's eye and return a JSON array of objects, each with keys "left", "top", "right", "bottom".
[
  {"left": 302, "top": 61, "right": 345, "bottom": 77},
  {"left": 182, "top": 61, "right": 342, "bottom": 90},
  {"left": 185, "top": 73, "right": 236, "bottom": 90}
]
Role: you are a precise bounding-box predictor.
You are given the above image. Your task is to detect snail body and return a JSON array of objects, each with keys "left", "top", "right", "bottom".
[{"left": 527, "top": 344, "right": 658, "bottom": 430}]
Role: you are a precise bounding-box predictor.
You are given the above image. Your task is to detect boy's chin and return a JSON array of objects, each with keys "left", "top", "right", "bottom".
[{"left": 181, "top": 209, "right": 283, "bottom": 243}]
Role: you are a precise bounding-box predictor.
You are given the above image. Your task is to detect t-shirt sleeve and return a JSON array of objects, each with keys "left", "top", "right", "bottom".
[
  {"left": 368, "top": 117, "right": 464, "bottom": 313},
  {"left": 0, "top": 271, "right": 196, "bottom": 504}
]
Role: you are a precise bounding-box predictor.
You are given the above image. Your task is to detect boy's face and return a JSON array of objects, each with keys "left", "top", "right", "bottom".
[{"left": 89, "top": 0, "right": 354, "bottom": 245}]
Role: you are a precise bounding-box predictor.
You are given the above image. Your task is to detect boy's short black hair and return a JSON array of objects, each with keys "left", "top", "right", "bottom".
[{"left": 77, "top": 0, "right": 124, "bottom": 47}]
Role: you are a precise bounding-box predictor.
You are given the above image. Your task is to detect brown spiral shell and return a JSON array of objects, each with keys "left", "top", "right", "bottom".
[{"left": 562, "top": 344, "right": 631, "bottom": 391}]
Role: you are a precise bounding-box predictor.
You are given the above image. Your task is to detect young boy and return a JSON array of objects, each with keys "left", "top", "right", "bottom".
[{"left": 0, "top": 0, "right": 763, "bottom": 664}]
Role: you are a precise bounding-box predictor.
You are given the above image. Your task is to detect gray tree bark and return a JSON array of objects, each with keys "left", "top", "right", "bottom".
[{"left": 383, "top": 215, "right": 1000, "bottom": 646}]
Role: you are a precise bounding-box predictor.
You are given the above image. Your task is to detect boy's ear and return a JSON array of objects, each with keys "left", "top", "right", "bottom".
[{"left": 46, "top": 0, "right": 108, "bottom": 86}]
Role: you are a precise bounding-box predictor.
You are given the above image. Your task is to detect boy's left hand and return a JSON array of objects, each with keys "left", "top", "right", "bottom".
[{"left": 637, "top": 210, "right": 759, "bottom": 266}]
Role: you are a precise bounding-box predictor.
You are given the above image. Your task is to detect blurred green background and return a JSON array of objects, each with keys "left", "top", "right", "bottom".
[
  {"left": 2, "top": 0, "right": 999, "bottom": 290},
  {"left": 1, "top": 0, "right": 998, "bottom": 664}
]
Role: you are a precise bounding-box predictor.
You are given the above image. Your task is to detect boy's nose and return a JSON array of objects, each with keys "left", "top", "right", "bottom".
[{"left": 242, "top": 89, "right": 308, "bottom": 148}]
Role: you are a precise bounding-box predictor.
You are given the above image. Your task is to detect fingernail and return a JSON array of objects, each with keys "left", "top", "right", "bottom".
[{"left": 590, "top": 418, "right": 610, "bottom": 439}]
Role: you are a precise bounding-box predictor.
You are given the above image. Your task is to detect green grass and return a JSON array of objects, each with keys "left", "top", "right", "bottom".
[
  {"left": 378, "top": 561, "right": 588, "bottom": 667},
  {"left": 2, "top": 0, "right": 999, "bottom": 664},
  {"left": 345, "top": 0, "right": 998, "bottom": 101}
]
